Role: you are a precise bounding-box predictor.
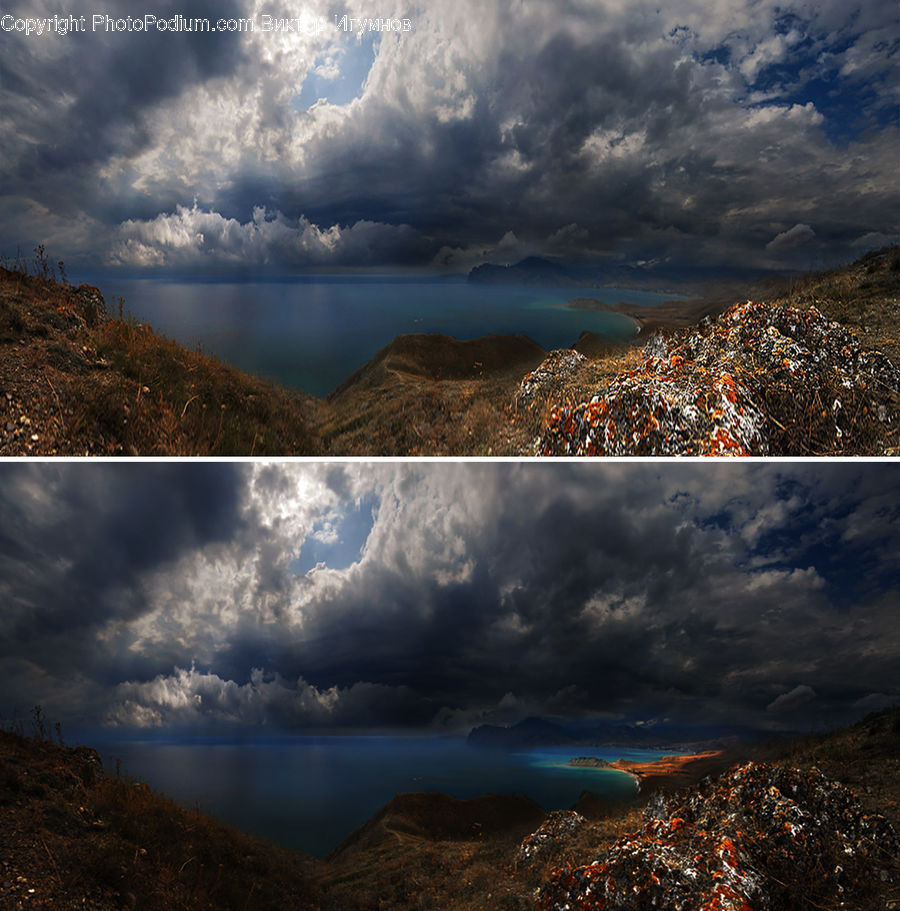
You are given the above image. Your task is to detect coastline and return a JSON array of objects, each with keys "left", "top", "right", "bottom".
[
  {"left": 561, "top": 749, "right": 730, "bottom": 793},
  {"left": 611, "top": 749, "right": 729, "bottom": 792},
  {"left": 567, "top": 295, "right": 736, "bottom": 336}
]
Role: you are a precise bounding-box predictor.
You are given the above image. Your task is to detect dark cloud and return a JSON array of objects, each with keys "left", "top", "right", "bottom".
[
  {"left": 1, "top": 1, "right": 247, "bottom": 219},
  {"left": 767, "top": 684, "right": 816, "bottom": 713},
  {"left": 0, "top": 463, "right": 243, "bottom": 661},
  {"left": 766, "top": 223, "right": 816, "bottom": 251},
  {"left": 1, "top": 463, "right": 897, "bottom": 734},
  {"left": 1, "top": 0, "right": 896, "bottom": 271}
]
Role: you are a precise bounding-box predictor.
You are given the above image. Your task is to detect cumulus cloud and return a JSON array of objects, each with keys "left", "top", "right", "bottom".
[
  {"left": 109, "top": 204, "right": 430, "bottom": 268},
  {"left": 106, "top": 664, "right": 415, "bottom": 729}
]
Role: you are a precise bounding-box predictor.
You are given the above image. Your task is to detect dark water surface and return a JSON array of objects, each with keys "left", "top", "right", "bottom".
[
  {"left": 91, "top": 735, "right": 668, "bottom": 857},
  {"left": 80, "top": 276, "right": 675, "bottom": 396}
]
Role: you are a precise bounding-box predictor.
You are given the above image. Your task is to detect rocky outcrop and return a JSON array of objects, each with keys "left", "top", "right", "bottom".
[
  {"left": 538, "top": 762, "right": 898, "bottom": 911},
  {"left": 539, "top": 302, "right": 900, "bottom": 455},
  {"left": 73, "top": 284, "right": 107, "bottom": 327},
  {"left": 516, "top": 810, "right": 586, "bottom": 870},
  {"left": 519, "top": 349, "right": 587, "bottom": 402}
]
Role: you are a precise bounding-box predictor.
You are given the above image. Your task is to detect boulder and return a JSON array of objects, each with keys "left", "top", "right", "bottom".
[
  {"left": 539, "top": 762, "right": 898, "bottom": 911},
  {"left": 539, "top": 302, "right": 900, "bottom": 455},
  {"left": 73, "top": 284, "right": 107, "bottom": 327},
  {"left": 517, "top": 809, "right": 586, "bottom": 870},
  {"left": 519, "top": 349, "right": 587, "bottom": 403}
]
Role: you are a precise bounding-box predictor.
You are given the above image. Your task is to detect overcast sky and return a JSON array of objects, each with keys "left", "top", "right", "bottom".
[
  {"left": 1, "top": 462, "right": 897, "bottom": 737},
  {"left": 1, "top": 0, "right": 897, "bottom": 275}
]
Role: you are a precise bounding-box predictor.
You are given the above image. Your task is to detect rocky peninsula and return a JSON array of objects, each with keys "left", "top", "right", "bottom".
[{"left": 566, "top": 749, "right": 732, "bottom": 793}]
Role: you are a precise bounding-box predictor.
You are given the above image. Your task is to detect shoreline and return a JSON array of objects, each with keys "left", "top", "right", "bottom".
[
  {"left": 561, "top": 749, "right": 730, "bottom": 793},
  {"left": 610, "top": 749, "right": 729, "bottom": 792},
  {"left": 567, "top": 295, "right": 737, "bottom": 336}
]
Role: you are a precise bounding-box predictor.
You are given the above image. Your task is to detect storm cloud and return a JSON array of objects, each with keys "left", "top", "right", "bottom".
[
  {"left": 1, "top": 0, "right": 897, "bottom": 273},
  {"left": 1, "top": 463, "right": 897, "bottom": 735}
]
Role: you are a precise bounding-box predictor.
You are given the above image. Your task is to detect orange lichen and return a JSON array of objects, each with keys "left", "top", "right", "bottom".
[
  {"left": 538, "top": 762, "right": 898, "bottom": 911},
  {"left": 539, "top": 301, "right": 899, "bottom": 456}
]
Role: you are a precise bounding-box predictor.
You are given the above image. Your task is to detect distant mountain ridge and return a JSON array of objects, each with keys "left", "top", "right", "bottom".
[
  {"left": 466, "top": 715, "right": 765, "bottom": 750},
  {"left": 467, "top": 717, "right": 576, "bottom": 747},
  {"left": 465, "top": 254, "right": 770, "bottom": 288},
  {"left": 467, "top": 256, "right": 589, "bottom": 286}
]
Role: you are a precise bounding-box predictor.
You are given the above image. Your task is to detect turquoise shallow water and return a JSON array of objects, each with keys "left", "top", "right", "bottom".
[
  {"left": 77, "top": 276, "right": 674, "bottom": 396},
  {"left": 89, "top": 735, "right": 668, "bottom": 856}
]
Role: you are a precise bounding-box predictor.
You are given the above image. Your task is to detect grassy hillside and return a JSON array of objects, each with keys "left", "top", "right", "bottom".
[
  {"left": 0, "top": 727, "right": 322, "bottom": 910},
  {"left": 0, "top": 268, "right": 323, "bottom": 456},
  {"left": 1, "top": 247, "right": 898, "bottom": 455},
  {"left": 2, "top": 708, "right": 897, "bottom": 910}
]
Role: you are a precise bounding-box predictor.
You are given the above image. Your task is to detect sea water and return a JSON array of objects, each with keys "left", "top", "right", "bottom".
[
  {"left": 76, "top": 276, "right": 676, "bottom": 397},
  {"left": 89, "top": 735, "right": 668, "bottom": 856}
]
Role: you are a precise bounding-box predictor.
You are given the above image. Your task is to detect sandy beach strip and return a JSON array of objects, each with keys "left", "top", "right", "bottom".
[
  {"left": 568, "top": 295, "right": 738, "bottom": 336},
  {"left": 608, "top": 749, "right": 731, "bottom": 792}
]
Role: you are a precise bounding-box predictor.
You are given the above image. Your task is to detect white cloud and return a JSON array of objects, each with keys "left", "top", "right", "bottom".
[
  {"left": 106, "top": 664, "right": 406, "bottom": 728},
  {"left": 108, "top": 204, "right": 427, "bottom": 268},
  {"left": 766, "top": 223, "right": 816, "bottom": 252}
]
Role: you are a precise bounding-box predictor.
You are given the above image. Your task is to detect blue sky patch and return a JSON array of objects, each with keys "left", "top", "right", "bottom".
[
  {"left": 292, "top": 493, "right": 379, "bottom": 574},
  {"left": 294, "top": 34, "right": 378, "bottom": 110}
]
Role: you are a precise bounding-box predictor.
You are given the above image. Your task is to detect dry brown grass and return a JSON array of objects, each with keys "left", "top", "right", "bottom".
[
  {"left": 318, "top": 803, "right": 644, "bottom": 911},
  {"left": 0, "top": 727, "right": 323, "bottom": 910},
  {"left": 81, "top": 317, "right": 323, "bottom": 456},
  {"left": 0, "top": 268, "right": 322, "bottom": 456},
  {"left": 769, "top": 245, "right": 900, "bottom": 365},
  {"left": 321, "top": 333, "right": 551, "bottom": 455},
  {"left": 321, "top": 370, "right": 538, "bottom": 455}
]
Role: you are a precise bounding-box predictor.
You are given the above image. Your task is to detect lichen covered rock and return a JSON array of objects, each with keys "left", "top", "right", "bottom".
[
  {"left": 538, "top": 762, "right": 898, "bottom": 911},
  {"left": 516, "top": 809, "right": 586, "bottom": 869},
  {"left": 519, "top": 349, "right": 587, "bottom": 402},
  {"left": 73, "top": 284, "right": 107, "bottom": 327},
  {"left": 539, "top": 302, "right": 900, "bottom": 456}
]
